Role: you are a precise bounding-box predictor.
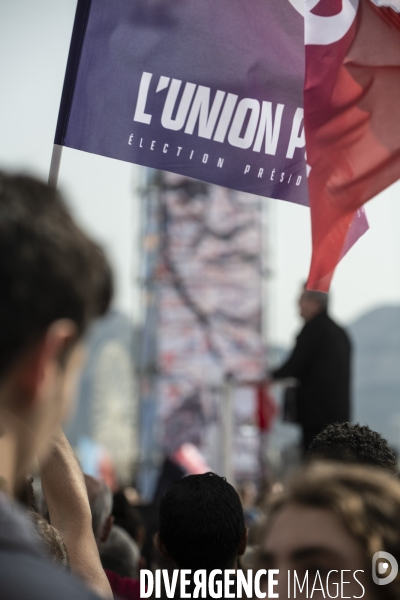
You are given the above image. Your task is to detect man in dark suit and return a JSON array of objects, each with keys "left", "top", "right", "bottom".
[{"left": 271, "top": 286, "right": 351, "bottom": 452}]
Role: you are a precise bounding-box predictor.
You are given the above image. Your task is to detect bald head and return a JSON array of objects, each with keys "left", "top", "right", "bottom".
[{"left": 84, "top": 474, "right": 113, "bottom": 545}]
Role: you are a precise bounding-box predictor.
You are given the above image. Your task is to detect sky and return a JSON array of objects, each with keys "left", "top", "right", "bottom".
[{"left": 1, "top": 0, "right": 400, "bottom": 349}]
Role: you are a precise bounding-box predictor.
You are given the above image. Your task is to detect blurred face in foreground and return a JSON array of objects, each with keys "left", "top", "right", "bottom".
[
  {"left": 26, "top": 329, "right": 86, "bottom": 460},
  {"left": 0, "top": 323, "right": 85, "bottom": 494},
  {"left": 260, "top": 503, "right": 372, "bottom": 599}
]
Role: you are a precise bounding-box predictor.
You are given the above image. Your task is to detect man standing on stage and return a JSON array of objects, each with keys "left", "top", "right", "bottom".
[{"left": 271, "top": 285, "right": 351, "bottom": 452}]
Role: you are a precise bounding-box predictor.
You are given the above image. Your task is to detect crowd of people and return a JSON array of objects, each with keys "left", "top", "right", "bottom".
[{"left": 1, "top": 171, "right": 400, "bottom": 599}]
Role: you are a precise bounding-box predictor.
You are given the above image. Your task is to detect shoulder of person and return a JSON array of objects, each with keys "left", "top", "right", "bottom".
[
  {"left": 310, "top": 311, "right": 337, "bottom": 331},
  {"left": 0, "top": 550, "right": 101, "bottom": 600},
  {"left": 299, "top": 313, "right": 326, "bottom": 335},
  {"left": 0, "top": 495, "right": 99, "bottom": 600},
  {"left": 325, "top": 313, "right": 350, "bottom": 335}
]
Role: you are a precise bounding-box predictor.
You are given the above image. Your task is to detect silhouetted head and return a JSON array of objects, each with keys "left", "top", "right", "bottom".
[
  {"left": 298, "top": 284, "right": 328, "bottom": 322},
  {"left": 157, "top": 472, "right": 247, "bottom": 570}
]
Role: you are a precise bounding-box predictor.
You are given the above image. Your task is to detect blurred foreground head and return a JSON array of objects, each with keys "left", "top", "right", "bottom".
[
  {"left": 259, "top": 462, "right": 400, "bottom": 600},
  {"left": 0, "top": 173, "right": 112, "bottom": 494},
  {"left": 307, "top": 422, "right": 398, "bottom": 475},
  {"left": 158, "top": 472, "right": 247, "bottom": 570},
  {"left": 30, "top": 511, "right": 70, "bottom": 570}
]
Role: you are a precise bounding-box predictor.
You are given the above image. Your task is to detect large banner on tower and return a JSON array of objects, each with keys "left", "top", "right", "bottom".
[{"left": 156, "top": 173, "right": 265, "bottom": 455}]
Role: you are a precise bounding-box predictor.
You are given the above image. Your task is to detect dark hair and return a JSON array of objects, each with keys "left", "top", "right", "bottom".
[
  {"left": 302, "top": 283, "right": 329, "bottom": 310},
  {"left": 112, "top": 490, "right": 145, "bottom": 544},
  {"left": 16, "top": 476, "right": 37, "bottom": 510},
  {"left": 307, "top": 422, "right": 398, "bottom": 475},
  {"left": 84, "top": 475, "right": 113, "bottom": 542},
  {"left": 159, "top": 472, "right": 245, "bottom": 570},
  {"left": 30, "top": 511, "right": 70, "bottom": 570},
  {"left": 0, "top": 173, "right": 112, "bottom": 379}
]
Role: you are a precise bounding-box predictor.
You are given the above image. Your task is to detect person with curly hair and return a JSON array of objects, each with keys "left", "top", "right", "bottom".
[
  {"left": 257, "top": 462, "right": 400, "bottom": 600},
  {"left": 307, "top": 422, "right": 398, "bottom": 475}
]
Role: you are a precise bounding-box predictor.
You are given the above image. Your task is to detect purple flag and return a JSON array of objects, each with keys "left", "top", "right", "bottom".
[{"left": 56, "top": 0, "right": 308, "bottom": 203}]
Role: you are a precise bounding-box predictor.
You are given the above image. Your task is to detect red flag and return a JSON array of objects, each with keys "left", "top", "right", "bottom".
[
  {"left": 173, "top": 443, "right": 212, "bottom": 474},
  {"left": 305, "top": 0, "right": 400, "bottom": 291},
  {"left": 256, "top": 384, "right": 277, "bottom": 432}
]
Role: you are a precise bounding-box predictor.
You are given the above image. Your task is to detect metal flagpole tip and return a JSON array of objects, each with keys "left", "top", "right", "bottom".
[{"left": 48, "top": 144, "right": 63, "bottom": 188}]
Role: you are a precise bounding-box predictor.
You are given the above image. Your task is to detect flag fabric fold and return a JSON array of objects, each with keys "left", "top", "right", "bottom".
[{"left": 304, "top": 0, "right": 400, "bottom": 290}]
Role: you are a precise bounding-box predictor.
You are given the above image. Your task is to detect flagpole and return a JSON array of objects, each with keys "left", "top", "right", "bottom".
[
  {"left": 260, "top": 196, "right": 271, "bottom": 484},
  {"left": 222, "top": 375, "right": 234, "bottom": 485},
  {"left": 48, "top": 144, "right": 63, "bottom": 187}
]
